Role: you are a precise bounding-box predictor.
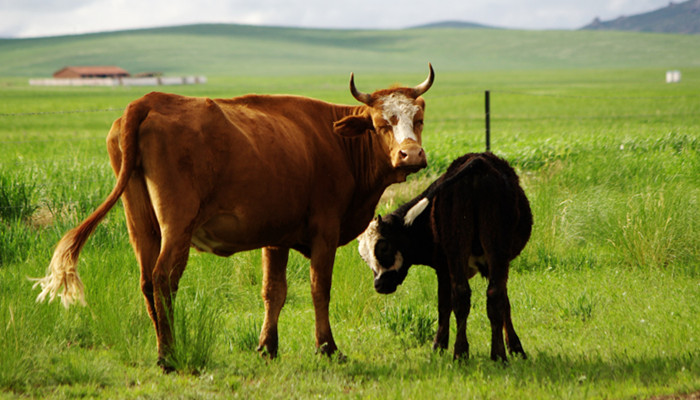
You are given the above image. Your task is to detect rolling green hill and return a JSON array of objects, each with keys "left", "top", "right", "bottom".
[
  {"left": 1, "top": 23, "right": 699, "bottom": 78},
  {"left": 581, "top": 0, "right": 700, "bottom": 34}
]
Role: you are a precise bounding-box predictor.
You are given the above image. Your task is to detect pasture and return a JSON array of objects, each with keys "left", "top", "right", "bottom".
[{"left": 0, "top": 66, "right": 699, "bottom": 399}]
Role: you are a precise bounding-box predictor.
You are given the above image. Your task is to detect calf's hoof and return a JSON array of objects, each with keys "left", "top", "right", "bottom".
[
  {"left": 490, "top": 351, "right": 508, "bottom": 364},
  {"left": 508, "top": 342, "right": 527, "bottom": 360},
  {"left": 157, "top": 357, "right": 176, "bottom": 374},
  {"left": 510, "top": 348, "right": 527, "bottom": 360},
  {"left": 432, "top": 337, "right": 448, "bottom": 353},
  {"left": 453, "top": 341, "right": 469, "bottom": 361}
]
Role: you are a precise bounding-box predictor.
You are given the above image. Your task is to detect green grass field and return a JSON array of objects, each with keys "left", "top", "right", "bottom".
[{"left": 1, "top": 26, "right": 699, "bottom": 399}]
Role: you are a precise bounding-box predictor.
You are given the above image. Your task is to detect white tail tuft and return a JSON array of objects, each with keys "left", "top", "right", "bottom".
[
  {"left": 404, "top": 198, "right": 430, "bottom": 226},
  {"left": 31, "top": 237, "right": 86, "bottom": 308}
]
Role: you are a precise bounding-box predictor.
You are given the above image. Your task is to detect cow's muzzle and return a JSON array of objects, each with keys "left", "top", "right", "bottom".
[{"left": 393, "top": 140, "right": 427, "bottom": 173}]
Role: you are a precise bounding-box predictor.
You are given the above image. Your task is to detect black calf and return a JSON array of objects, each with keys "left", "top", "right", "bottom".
[{"left": 358, "top": 152, "right": 532, "bottom": 361}]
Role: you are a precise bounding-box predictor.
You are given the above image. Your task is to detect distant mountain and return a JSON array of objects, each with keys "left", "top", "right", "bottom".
[
  {"left": 410, "top": 20, "right": 499, "bottom": 30},
  {"left": 581, "top": 0, "right": 700, "bottom": 34}
]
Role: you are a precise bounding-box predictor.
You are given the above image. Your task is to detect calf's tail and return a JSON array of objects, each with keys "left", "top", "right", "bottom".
[{"left": 32, "top": 101, "right": 146, "bottom": 308}]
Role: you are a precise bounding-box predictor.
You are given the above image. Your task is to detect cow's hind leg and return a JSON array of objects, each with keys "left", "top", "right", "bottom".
[
  {"left": 258, "top": 247, "right": 289, "bottom": 358},
  {"left": 123, "top": 172, "right": 161, "bottom": 333},
  {"left": 107, "top": 129, "right": 162, "bottom": 339},
  {"left": 147, "top": 202, "right": 198, "bottom": 371},
  {"left": 151, "top": 233, "right": 192, "bottom": 371}
]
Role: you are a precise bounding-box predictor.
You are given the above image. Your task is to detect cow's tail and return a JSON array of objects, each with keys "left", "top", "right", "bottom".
[{"left": 32, "top": 100, "right": 147, "bottom": 308}]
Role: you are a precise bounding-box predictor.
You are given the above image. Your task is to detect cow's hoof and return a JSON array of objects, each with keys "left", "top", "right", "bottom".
[
  {"left": 333, "top": 351, "right": 348, "bottom": 363},
  {"left": 257, "top": 344, "right": 278, "bottom": 359},
  {"left": 316, "top": 342, "right": 338, "bottom": 356},
  {"left": 316, "top": 343, "right": 346, "bottom": 363}
]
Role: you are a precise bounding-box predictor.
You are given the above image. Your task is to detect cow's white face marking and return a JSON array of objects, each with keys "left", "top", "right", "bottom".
[
  {"left": 358, "top": 220, "right": 403, "bottom": 277},
  {"left": 381, "top": 93, "right": 420, "bottom": 144}
]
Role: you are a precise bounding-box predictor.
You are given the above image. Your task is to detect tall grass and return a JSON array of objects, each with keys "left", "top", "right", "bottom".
[
  {"left": 165, "top": 290, "right": 221, "bottom": 374},
  {"left": 0, "top": 170, "right": 37, "bottom": 222}
]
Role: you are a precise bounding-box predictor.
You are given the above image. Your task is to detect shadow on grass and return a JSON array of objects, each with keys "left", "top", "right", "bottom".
[{"left": 333, "top": 349, "right": 698, "bottom": 388}]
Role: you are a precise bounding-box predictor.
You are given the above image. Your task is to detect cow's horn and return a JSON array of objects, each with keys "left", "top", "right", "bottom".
[
  {"left": 350, "top": 73, "right": 372, "bottom": 105},
  {"left": 412, "top": 63, "right": 435, "bottom": 97}
]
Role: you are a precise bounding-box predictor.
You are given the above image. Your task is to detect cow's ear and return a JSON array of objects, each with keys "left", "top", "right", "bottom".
[
  {"left": 404, "top": 198, "right": 429, "bottom": 226},
  {"left": 334, "top": 115, "right": 374, "bottom": 137}
]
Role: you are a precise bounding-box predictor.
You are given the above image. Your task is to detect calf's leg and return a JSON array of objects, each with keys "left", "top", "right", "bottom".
[
  {"left": 503, "top": 291, "right": 527, "bottom": 359},
  {"left": 486, "top": 257, "right": 510, "bottom": 362},
  {"left": 450, "top": 272, "right": 472, "bottom": 360},
  {"left": 258, "top": 247, "right": 289, "bottom": 358},
  {"left": 433, "top": 268, "right": 451, "bottom": 352}
]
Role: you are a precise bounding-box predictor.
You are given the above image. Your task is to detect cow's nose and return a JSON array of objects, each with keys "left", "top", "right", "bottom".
[
  {"left": 399, "top": 148, "right": 424, "bottom": 161},
  {"left": 394, "top": 141, "right": 427, "bottom": 171}
]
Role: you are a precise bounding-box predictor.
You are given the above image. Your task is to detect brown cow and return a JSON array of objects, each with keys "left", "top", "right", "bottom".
[
  {"left": 33, "top": 65, "right": 434, "bottom": 371},
  {"left": 358, "top": 152, "right": 532, "bottom": 362}
]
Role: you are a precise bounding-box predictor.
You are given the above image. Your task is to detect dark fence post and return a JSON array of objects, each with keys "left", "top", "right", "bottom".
[{"left": 485, "top": 90, "right": 491, "bottom": 152}]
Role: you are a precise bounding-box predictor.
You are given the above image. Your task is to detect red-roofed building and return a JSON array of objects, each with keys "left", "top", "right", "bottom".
[{"left": 53, "top": 66, "right": 130, "bottom": 79}]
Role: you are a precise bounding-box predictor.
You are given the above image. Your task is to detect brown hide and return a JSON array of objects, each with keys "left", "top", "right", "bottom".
[
  {"left": 130, "top": 93, "right": 405, "bottom": 256},
  {"left": 33, "top": 67, "right": 434, "bottom": 371}
]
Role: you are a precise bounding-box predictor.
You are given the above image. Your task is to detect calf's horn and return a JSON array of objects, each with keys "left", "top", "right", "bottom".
[{"left": 412, "top": 63, "right": 435, "bottom": 97}]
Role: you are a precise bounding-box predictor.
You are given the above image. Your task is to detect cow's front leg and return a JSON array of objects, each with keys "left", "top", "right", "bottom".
[
  {"left": 433, "top": 267, "right": 451, "bottom": 352},
  {"left": 258, "top": 247, "right": 289, "bottom": 358},
  {"left": 309, "top": 233, "right": 339, "bottom": 357}
]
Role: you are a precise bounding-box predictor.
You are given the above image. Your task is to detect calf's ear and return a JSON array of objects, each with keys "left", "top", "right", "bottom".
[
  {"left": 334, "top": 115, "right": 374, "bottom": 137},
  {"left": 404, "top": 198, "right": 429, "bottom": 226}
]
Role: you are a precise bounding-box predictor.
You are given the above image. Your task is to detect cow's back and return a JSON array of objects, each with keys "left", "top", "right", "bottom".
[{"left": 121, "top": 92, "right": 359, "bottom": 254}]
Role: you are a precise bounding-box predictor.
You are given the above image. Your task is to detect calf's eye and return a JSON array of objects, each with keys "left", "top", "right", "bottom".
[{"left": 375, "top": 240, "right": 396, "bottom": 268}]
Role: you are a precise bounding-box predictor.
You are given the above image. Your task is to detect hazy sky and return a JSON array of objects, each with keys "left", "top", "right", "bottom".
[{"left": 1, "top": 0, "right": 673, "bottom": 38}]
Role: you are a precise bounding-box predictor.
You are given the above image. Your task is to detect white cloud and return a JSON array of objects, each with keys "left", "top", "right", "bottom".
[{"left": 0, "top": 0, "right": 674, "bottom": 38}]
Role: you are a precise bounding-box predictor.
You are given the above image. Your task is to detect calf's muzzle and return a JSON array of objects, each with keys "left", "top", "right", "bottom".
[{"left": 374, "top": 270, "right": 400, "bottom": 294}]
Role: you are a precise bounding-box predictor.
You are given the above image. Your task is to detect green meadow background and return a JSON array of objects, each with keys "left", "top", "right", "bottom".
[{"left": 0, "top": 25, "right": 699, "bottom": 398}]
